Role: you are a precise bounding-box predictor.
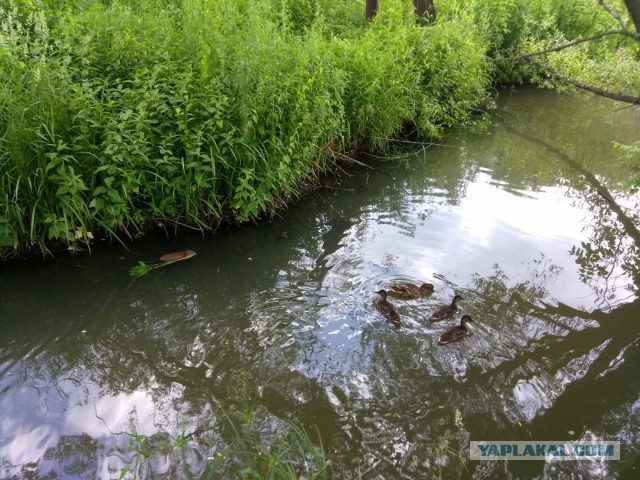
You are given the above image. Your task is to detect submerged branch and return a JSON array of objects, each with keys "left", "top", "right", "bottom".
[
  {"left": 598, "top": 0, "right": 628, "bottom": 31},
  {"left": 334, "top": 153, "right": 375, "bottom": 169}
]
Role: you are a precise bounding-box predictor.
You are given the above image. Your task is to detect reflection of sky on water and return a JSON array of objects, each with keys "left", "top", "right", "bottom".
[
  {"left": 0, "top": 382, "right": 156, "bottom": 478},
  {"left": 0, "top": 357, "right": 193, "bottom": 479},
  {"left": 326, "top": 168, "right": 624, "bottom": 312},
  {"left": 288, "top": 144, "right": 639, "bottom": 392}
]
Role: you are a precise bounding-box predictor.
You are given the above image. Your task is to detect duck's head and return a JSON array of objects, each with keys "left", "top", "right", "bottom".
[
  {"left": 452, "top": 294, "right": 463, "bottom": 304},
  {"left": 375, "top": 289, "right": 388, "bottom": 300},
  {"left": 461, "top": 315, "right": 474, "bottom": 327},
  {"left": 420, "top": 283, "right": 435, "bottom": 293}
]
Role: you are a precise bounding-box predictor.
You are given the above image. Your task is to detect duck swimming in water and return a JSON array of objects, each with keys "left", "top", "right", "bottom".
[
  {"left": 438, "top": 315, "right": 474, "bottom": 345},
  {"left": 429, "top": 294, "right": 463, "bottom": 321},
  {"left": 374, "top": 289, "right": 401, "bottom": 327},
  {"left": 387, "top": 281, "right": 434, "bottom": 300}
]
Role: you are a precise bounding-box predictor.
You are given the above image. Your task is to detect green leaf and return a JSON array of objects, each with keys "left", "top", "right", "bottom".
[
  {"left": 130, "top": 261, "right": 152, "bottom": 277},
  {"left": 118, "top": 465, "right": 131, "bottom": 479}
]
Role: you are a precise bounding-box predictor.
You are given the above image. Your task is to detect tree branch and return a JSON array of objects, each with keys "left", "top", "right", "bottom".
[
  {"left": 529, "top": 58, "right": 640, "bottom": 105},
  {"left": 489, "top": 29, "right": 640, "bottom": 62},
  {"left": 599, "top": 0, "right": 627, "bottom": 31}
]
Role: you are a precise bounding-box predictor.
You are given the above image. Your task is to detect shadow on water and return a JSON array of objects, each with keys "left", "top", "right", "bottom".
[{"left": 1, "top": 88, "right": 640, "bottom": 479}]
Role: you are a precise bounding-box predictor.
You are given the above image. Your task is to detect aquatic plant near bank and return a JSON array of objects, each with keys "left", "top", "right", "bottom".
[
  {"left": 119, "top": 406, "right": 339, "bottom": 479},
  {"left": 201, "top": 415, "right": 336, "bottom": 480}
]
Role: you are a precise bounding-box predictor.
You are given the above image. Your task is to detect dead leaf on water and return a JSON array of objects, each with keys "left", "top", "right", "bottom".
[
  {"left": 130, "top": 250, "right": 197, "bottom": 277},
  {"left": 159, "top": 249, "right": 197, "bottom": 262}
]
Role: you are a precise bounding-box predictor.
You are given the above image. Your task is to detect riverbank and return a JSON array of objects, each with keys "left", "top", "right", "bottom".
[{"left": 0, "top": 0, "right": 634, "bottom": 259}]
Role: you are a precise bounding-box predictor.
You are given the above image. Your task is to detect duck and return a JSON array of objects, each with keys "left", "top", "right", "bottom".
[
  {"left": 438, "top": 315, "right": 474, "bottom": 345},
  {"left": 374, "top": 289, "right": 401, "bottom": 327},
  {"left": 387, "top": 281, "right": 435, "bottom": 300},
  {"left": 429, "top": 294, "right": 463, "bottom": 321}
]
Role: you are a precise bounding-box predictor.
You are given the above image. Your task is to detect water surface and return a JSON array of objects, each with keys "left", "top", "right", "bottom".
[{"left": 1, "top": 89, "right": 640, "bottom": 479}]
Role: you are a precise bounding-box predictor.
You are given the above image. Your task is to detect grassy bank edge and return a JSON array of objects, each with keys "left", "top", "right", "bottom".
[{"left": 1, "top": 0, "right": 634, "bottom": 260}]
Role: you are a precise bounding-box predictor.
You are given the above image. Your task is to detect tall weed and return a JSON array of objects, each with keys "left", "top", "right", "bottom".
[{"left": 9, "top": 0, "right": 627, "bottom": 256}]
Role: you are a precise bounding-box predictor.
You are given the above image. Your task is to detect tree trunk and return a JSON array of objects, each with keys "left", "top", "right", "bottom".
[
  {"left": 622, "top": 0, "right": 640, "bottom": 33},
  {"left": 366, "top": 0, "right": 379, "bottom": 21},
  {"left": 414, "top": 0, "right": 437, "bottom": 25}
]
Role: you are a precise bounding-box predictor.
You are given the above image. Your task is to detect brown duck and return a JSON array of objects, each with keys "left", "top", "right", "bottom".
[
  {"left": 375, "top": 289, "right": 401, "bottom": 327},
  {"left": 387, "top": 281, "right": 434, "bottom": 300},
  {"left": 438, "top": 315, "right": 474, "bottom": 345},
  {"left": 429, "top": 294, "right": 463, "bottom": 321}
]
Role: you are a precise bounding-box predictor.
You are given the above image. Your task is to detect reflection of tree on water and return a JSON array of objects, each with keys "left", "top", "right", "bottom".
[
  {"left": 460, "top": 258, "right": 570, "bottom": 375},
  {"left": 469, "top": 255, "right": 559, "bottom": 311},
  {"left": 44, "top": 434, "right": 97, "bottom": 478},
  {"left": 458, "top": 257, "right": 640, "bottom": 477},
  {"left": 464, "top": 252, "right": 638, "bottom": 365},
  {"left": 463, "top": 256, "right": 640, "bottom": 432},
  {"left": 503, "top": 123, "right": 640, "bottom": 308},
  {"left": 3, "top": 265, "right": 638, "bottom": 479},
  {"left": 569, "top": 191, "right": 640, "bottom": 307}
]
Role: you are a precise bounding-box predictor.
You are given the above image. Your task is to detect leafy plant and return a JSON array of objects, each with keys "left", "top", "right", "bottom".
[
  {"left": 1, "top": 0, "right": 633, "bottom": 258},
  {"left": 202, "top": 414, "right": 334, "bottom": 480},
  {"left": 118, "top": 406, "right": 337, "bottom": 480},
  {"left": 615, "top": 141, "right": 640, "bottom": 192}
]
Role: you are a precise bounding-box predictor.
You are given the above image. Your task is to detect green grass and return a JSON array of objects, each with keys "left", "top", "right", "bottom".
[
  {"left": 120, "top": 407, "right": 340, "bottom": 480},
  {"left": 0, "top": 0, "right": 635, "bottom": 258},
  {"left": 118, "top": 402, "right": 471, "bottom": 479},
  {"left": 202, "top": 414, "right": 337, "bottom": 480}
]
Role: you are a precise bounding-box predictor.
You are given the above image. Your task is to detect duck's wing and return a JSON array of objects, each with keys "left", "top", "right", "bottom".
[
  {"left": 438, "top": 327, "right": 455, "bottom": 344},
  {"left": 388, "top": 312, "right": 402, "bottom": 327},
  {"left": 438, "top": 326, "right": 465, "bottom": 345},
  {"left": 389, "top": 283, "right": 416, "bottom": 298},
  {"left": 429, "top": 305, "right": 453, "bottom": 321},
  {"left": 377, "top": 302, "right": 401, "bottom": 326}
]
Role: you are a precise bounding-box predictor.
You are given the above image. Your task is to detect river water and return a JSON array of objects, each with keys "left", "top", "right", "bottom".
[{"left": 1, "top": 89, "right": 639, "bottom": 479}]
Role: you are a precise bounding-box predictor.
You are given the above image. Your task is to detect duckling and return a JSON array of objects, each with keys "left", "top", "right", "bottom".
[
  {"left": 438, "top": 315, "right": 474, "bottom": 345},
  {"left": 429, "top": 294, "right": 463, "bottom": 321},
  {"left": 387, "top": 281, "right": 435, "bottom": 300},
  {"left": 374, "top": 289, "right": 401, "bottom": 327}
]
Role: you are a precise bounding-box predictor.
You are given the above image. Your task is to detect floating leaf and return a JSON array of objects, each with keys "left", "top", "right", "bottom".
[
  {"left": 130, "top": 261, "right": 152, "bottom": 277},
  {"left": 119, "top": 465, "right": 131, "bottom": 480}
]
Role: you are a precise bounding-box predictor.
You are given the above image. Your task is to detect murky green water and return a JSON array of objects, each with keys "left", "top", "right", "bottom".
[{"left": 1, "top": 89, "right": 640, "bottom": 479}]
